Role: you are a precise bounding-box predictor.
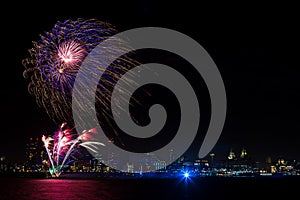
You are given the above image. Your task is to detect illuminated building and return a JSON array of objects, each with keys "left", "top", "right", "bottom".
[
  {"left": 209, "top": 153, "right": 215, "bottom": 166},
  {"left": 194, "top": 159, "right": 209, "bottom": 172},
  {"left": 0, "top": 156, "right": 7, "bottom": 172},
  {"left": 169, "top": 149, "right": 175, "bottom": 165},
  {"left": 227, "top": 149, "right": 236, "bottom": 160},
  {"left": 277, "top": 157, "right": 286, "bottom": 165},
  {"left": 224, "top": 147, "right": 253, "bottom": 176},
  {"left": 270, "top": 165, "right": 277, "bottom": 173},
  {"left": 25, "top": 137, "right": 43, "bottom": 171},
  {"left": 106, "top": 140, "right": 119, "bottom": 170},
  {"left": 154, "top": 160, "right": 167, "bottom": 171},
  {"left": 138, "top": 153, "right": 160, "bottom": 172},
  {"left": 127, "top": 163, "right": 134, "bottom": 173},
  {"left": 265, "top": 156, "right": 272, "bottom": 173},
  {"left": 240, "top": 148, "right": 247, "bottom": 159}
]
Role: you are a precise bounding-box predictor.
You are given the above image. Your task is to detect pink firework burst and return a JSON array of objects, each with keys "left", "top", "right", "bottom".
[
  {"left": 42, "top": 122, "right": 104, "bottom": 177},
  {"left": 22, "top": 18, "right": 139, "bottom": 123},
  {"left": 57, "top": 40, "right": 87, "bottom": 70}
]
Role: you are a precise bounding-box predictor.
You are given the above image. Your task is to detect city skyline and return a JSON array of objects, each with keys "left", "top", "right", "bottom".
[
  {"left": 1, "top": 134, "right": 298, "bottom": 171},
  {"left": 1, "top": 134, "right": 299, "bottom": 179},
  {"left": 1, "top": 1, "right": 299, "bottom": 165}
]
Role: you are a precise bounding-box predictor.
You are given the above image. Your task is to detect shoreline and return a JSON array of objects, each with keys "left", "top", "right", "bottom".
[{"left": 1, "top": 171, "right": 300, "bottom": 180}]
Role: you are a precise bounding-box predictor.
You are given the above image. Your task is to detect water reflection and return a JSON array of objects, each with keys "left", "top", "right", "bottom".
[
  {"left": 1, "top": 179, "right": 111, "bottom": 200},
  {"left": 1, "top": 176, "right": 299, "bottom": 199}
]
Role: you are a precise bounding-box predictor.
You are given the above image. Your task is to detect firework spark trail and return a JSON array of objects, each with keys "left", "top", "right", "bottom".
[
  {"left": 23, "top": 18, "right": 144, "bottom": 175},
  {"left": 41, "top": 135, "right": 55, "bottom": 171},
  {"left": 42, "top": 122, "right": 105, "bottom": 177},
  {"left": 22, "top": 18, "right": 139, "bottom": 124}
]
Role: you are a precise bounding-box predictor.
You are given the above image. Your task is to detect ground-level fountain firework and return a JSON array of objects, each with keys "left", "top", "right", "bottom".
[{"left": 42, "top": 122, "right": 105, "bottom": 177}]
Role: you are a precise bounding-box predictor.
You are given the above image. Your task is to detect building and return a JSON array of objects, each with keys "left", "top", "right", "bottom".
[
  {"left": 154, "top": 160, "right": 167, "bottom": 171},
  {"left": 227, "top": 149, "right": 236, "bottom": 160},
  {"left": 25, "top": 137, "right": 43, "bottom": 171},
  {"left": 0, "top": 156, "right": 7, "bottom": 172}
]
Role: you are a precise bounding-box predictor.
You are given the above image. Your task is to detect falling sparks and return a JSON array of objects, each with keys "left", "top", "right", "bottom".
[{"left": 22, "top": 18, "right": 139, "bottom": 123}]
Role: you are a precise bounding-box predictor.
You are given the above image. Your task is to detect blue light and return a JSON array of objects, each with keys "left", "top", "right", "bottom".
[{"left": 184, "top": 172, "right": 190, "bottom": 178}]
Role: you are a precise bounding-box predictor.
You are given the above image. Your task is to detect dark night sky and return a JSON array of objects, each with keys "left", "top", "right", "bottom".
[{"left": 0, "top": 1, "right": 299, "bottom": 164}]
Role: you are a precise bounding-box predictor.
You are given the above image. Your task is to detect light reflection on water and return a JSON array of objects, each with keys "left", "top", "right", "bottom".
[
  {"left": 0, "top": 176, "right": 299, "bottom": 199},
  {"left": 1, "top": 178, "right": 190, "bottom": 200},
  {"left": 0, "top": 178, "right": 112, "bottom": 200}
]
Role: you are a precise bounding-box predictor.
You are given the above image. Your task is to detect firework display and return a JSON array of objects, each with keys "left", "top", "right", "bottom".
[
  {"left": 42, "top": 122, "right": 104, "bottom": 177},
  {"left": 22, "top": 18, "right": 138, "bottom": 123},
  {"left": 23, "top": 18, "right": 140, "bottom": 176}
]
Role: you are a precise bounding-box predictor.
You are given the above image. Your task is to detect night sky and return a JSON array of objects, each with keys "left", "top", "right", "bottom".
[{"left": 1, "top": 1, "right": 299, "bottom": 164}]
